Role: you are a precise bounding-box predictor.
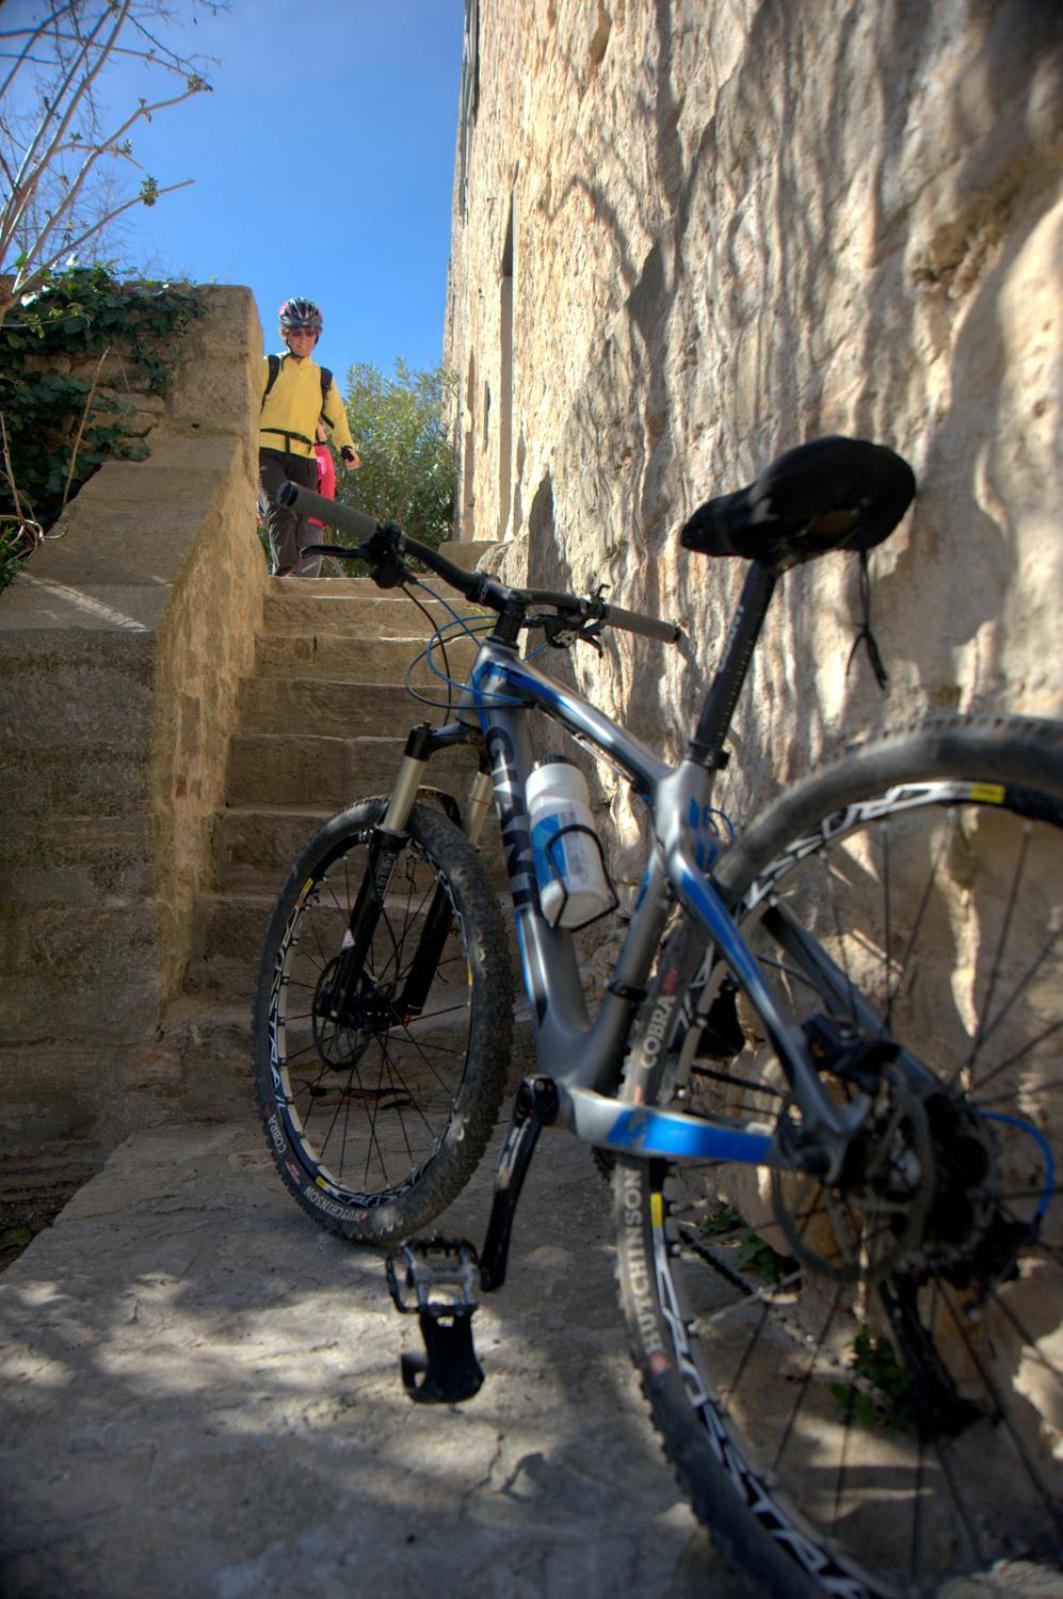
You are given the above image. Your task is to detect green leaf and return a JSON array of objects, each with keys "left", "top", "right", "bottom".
[{"left": 0, "top": 264, "right": 204, "bottom": 578}]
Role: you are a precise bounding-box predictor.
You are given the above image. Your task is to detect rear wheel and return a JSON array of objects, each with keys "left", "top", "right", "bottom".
[
  {"left": 252, "top": 797, "right": 513, "bottom": 1246},
  {"left": 616, "top": 716, "right": 1063, "bottom": 1597}
]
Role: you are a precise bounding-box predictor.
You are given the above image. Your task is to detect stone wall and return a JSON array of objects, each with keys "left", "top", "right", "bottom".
[
  {"left": 0, "top": 286, "right": 263, "bottom": 1175},
  {"left": 446, "top": 0, "right": 1062, "bottom": 866}
]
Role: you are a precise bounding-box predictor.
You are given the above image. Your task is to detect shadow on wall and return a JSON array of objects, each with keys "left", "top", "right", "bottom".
[
  {"left": 843, "top": 2, "right": 1060, "bottom": 715},
  {"left": 522, "top": 0, "right": 1058, "bottom": 791}
]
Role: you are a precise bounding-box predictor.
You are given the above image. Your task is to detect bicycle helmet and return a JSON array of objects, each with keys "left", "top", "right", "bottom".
[{"left": 278, "top": 297, "right": 323, "bottom": 334}]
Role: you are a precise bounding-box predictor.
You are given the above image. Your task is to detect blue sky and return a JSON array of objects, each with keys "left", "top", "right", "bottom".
[{"left": 37, "top": 0, "right": 466, "bottom": 381}]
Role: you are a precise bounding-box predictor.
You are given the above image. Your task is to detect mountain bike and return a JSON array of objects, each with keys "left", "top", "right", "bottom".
[{"left": 251, "top": 436, "right": 1062, "bottom": 1599}]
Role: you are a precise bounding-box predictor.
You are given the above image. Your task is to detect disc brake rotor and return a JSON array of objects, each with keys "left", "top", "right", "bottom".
[{"left": 771, "top": 1059, "right": 935, "bottom": 1282}]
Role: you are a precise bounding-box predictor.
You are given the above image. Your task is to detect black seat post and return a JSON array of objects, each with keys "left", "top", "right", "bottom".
[{"left": 687, "top": 559, "right": 778, "bottom": 769}]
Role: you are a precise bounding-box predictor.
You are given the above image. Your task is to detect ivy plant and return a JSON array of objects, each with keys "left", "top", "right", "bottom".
[
  {"left": 831, "top": 1324, "right": 914, "bottom": 1431},
  {"left": 0, "top": 264, "right": 204, "bottom": 591}
]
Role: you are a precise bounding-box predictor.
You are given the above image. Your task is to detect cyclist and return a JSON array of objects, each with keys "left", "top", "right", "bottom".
[{"left": 258, "top": 297, "right": 361, "bottom": 577}]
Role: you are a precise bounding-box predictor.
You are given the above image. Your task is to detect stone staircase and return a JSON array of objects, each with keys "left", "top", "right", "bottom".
[{"left": 170, "top": 569, "right": 489, "bottom": 1117}]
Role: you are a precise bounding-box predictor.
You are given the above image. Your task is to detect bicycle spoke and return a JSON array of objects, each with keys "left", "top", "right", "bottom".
[
  {"left": 688, "top": 1063, "right": 782, "bottom": 1099},
  {"left": 963, "top": 824, "right": 1031, "bottom": 1083},
  {"left": 921, "top": 1284, "right": 987, "bottom": 1576},
  {"left": 886, "top": 807, "right": 957, "bottom": 1030},
  {"left": 257, "top": 804, "right": 508, "bottom": 1229},
  {"left": 966, "top": 1013, "right": 1062, "bottom": 1103},
  {"left": 941, "top": 1283, "right": 1063, "bottom": 1527},
  {"left": 770, "top": 1281, "right": 843, "bottom": 1474},
  {"left": 631, "top": 769, "right": 1063, "bottom": 1595},
  {"left": 987, "top": 1292, "right": 1063, "bottom": 1410},
  {"left": 365, "top": 1049, "right": 415, "bottom": 1184},
  {"left": 879, "top": 821, "right": 893, "bottom": 1024}
]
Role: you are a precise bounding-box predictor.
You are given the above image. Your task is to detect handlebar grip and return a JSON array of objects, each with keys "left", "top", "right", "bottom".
[
  {"left": 603, "top": 602, "right": 683, "bottom": 644},
  {"left": 278, "top": 482, "right": 381, "bottom": 545}
]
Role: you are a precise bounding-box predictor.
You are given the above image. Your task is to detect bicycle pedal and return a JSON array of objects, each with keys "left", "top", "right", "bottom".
[
  {"left": 386, "top": 1237, "right": 485, "bottom": 1405},
  {"left": 386, "top": 1235, "right": 482, "bottom": 1314}
]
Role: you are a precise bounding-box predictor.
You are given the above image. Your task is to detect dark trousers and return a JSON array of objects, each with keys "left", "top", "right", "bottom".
[{"left": 258, "top": 449, "right": 321, "bottom": 575}]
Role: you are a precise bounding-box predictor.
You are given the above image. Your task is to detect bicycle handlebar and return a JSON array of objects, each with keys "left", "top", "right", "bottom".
[
  {"left": 596, "top": 601, "right": 680, "bottom": 644},
  {"left": 279, "top": 481, "right": 682, "bottom": 645},
  {"left": 281, "top": 484, "right": 381, "bottom": 547}
]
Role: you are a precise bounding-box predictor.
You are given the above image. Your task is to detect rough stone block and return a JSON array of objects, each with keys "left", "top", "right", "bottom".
[{"left": 0, "top": 814, "right": 154, "bottom": 906}]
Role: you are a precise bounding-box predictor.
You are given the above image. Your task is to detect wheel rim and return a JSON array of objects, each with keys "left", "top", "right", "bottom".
[
  {"left": 266, "top": 825, "right": 474, "bottom": 1208},
  {"left": 647, "top": 784, "right": 1062, "bottom": 1595}
]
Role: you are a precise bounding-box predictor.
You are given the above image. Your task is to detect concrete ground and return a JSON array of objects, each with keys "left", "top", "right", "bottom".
[{"left": 0, "top": 1118, "right": 748, "bottom": 1599}]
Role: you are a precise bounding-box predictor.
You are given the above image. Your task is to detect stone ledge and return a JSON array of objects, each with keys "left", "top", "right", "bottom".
[
  {"left": 0, "top": 283, "right": 266, "bottom": 1168},
  {"left": 0, "top": 577, "right": 169, "bottom": 633}
]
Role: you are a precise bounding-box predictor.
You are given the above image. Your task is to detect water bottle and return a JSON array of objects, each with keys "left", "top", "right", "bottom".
[{"left": 525, "top": 757, "right": 614, "bottom": 929}]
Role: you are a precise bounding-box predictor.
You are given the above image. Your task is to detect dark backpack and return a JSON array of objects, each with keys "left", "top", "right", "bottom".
[{"left": 262, "top": 352, "right": 333, "bottom": 422}]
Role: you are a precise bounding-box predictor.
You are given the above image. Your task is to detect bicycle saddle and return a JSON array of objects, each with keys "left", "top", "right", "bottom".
[{"left": 679, "top": 435, "right": 916, "bottom": 563}]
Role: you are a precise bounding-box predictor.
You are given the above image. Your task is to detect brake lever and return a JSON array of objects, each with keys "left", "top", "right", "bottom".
[
  {"left": 366, "top": 522, "right": 409, "bottom": 589},
  {"left": 530, "top": 611, "right": 575, "bottom": 648},
  {"left": 534, "top": 611, "right": 605, "bottom": 653}
]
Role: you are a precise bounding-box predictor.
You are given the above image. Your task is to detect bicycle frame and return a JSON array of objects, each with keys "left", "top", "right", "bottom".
[{"left": 384, "top": 630, "right": 867, "bottom": 1176}]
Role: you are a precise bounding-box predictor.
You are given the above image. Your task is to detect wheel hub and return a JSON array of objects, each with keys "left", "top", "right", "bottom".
[
  {"left": 773, "top": 1016, "right": 1025, "bottom": 1294},
  {"left": 311, "top": 955, "right": 399, "bottom": 1067},
  {"left": 910, "top": 1090, "right": 1031, "bottom": 1293},
  {"left": 772, "top": 1054, "right": 935, "bottom": 1281}
]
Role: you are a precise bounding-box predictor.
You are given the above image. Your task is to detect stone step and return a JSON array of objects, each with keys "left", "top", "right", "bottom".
[
  {"left": 253, "top": 632, "right": 479, "bottom": 684},
  {"left": 214, "top": 804, "right": 505, "bottom": 894},
  {"left": 263, "top": 592, "right": 489, "bottom": 637},
  {"left": 236, "top": 677, "right": 421, "bottom": 739},
  {"left": 0, "top": 899, "right": 162, "bottom": 1039},
  {"left": 3, "top": 742, "right": 152, "bottom": 818},
  {"left": 181, "top": 551, "right": 506, "bottom": 1022},
  {"left": 0, "top": 1140, "right": 106, "bottom": 1209},
  {"left": 270, "top": 575, "right": 382, "bottom": 597},
  {"left": 226, "top": 733, "right": 481, "bottom": 809},
  {"left": 159, "top": 998, "right": 254, "bottom": 1122},
  {"left": 214, "top": 807, "right": 332, "bottom": 894},
  {"left": 183, "top": 891, "right": 276, "bottom": 999}
]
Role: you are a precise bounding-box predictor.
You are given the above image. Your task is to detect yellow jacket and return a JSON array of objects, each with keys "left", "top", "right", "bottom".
[{"left": 259, "top": 353, "right": 355, "bottom": 459}]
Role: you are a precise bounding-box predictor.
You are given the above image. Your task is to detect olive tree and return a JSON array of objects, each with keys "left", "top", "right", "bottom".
[{"left": 337, "top": 359, "right": 456, "bottom": 549}]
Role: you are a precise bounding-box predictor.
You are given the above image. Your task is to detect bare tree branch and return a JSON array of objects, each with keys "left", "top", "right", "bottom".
[
  {"left": 0, "top": 412, "right": 28, "bottom": 529},
  {"left": 0, "top": 1, "right": 218, "bottom": 326},
  {"left": 15, "top": 77, "right": 207, "bottom": 282},
  {"left": 0, "top": 2, "right": 83, "bottom": 104},
  {"left": 3, "top": 4, "right": 126, "bottom": 253},
  {"left": 22, "top": 175, "right": 193, "bottom": 291}
]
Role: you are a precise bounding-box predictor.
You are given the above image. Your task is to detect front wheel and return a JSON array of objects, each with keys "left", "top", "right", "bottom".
[
  {"left": 616, "top": 715, "right": 1063, "bottom": 1597},
  {"left": 252, "top": 797, "right": 513, "bottom": 1246}
]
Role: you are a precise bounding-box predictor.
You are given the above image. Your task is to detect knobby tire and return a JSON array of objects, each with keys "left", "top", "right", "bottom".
[
  {"left": 615, "top": 714, "right": 1063, "bottom": 1598},
  {"left": 252, "top": 797, "right": 513, "bottom": 1247}
]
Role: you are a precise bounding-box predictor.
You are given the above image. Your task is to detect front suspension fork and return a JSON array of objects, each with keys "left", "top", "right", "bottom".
[{"left": 324, "top": 726, "right": 492, "bottom": 1024}]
